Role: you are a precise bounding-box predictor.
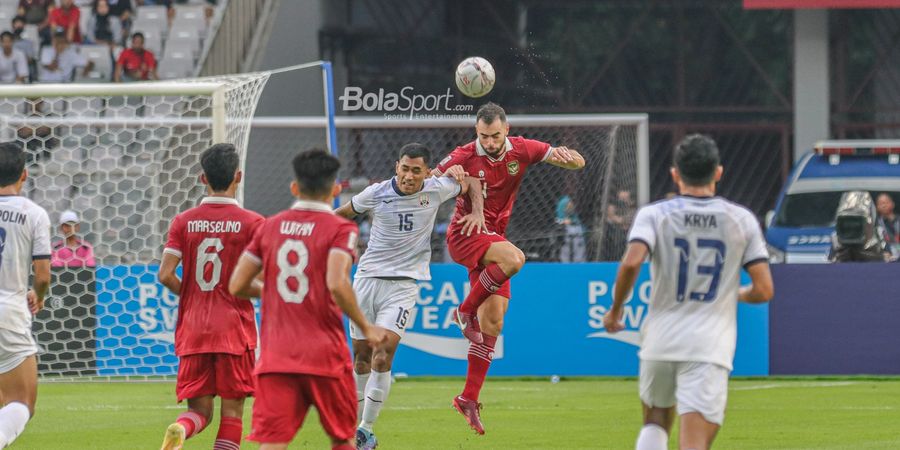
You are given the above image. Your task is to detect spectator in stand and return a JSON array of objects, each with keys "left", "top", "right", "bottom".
[
  {"left": 0, "top": 32, "right": 29, "bottom": 84},
  {"left": 85, "top": 0, "right": 122, "bottom": 47},
  {"left": 114, "top": 32, "right": 157, "bottom": 82},
  {"left": 38, "top": 28, "right": 92, "bottom": 83},
  {"left": 876, "top": 193, "right": 900, "bottom": 245},
  {"left": 51, "top": 210, "right": 96, "bottom": 268},
  {"left": 17, "top": 0, "right": 53, "bottom": 45},
  {"left": 555, "top": 194, "right": 586, "bottom": 262},
  {"left": 98, "top": 0, "right": 132, "bottom": 34},
  {"left": 49, "top": 0, "right": 82, "bottom": 44},
  {"left": 11, "top": 16, "right": 36, "bottom": 62}
]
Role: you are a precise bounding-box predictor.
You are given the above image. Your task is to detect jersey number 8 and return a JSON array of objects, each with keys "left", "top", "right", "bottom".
[{"left": 277, "top": 239, "right": 309, "bottom": 304}]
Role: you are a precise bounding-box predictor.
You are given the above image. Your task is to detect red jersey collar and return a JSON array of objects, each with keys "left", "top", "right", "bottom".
[
  {"left": 200, "top": 197, "right": 239, "bottom": 206},
  {"left": 475, "top": 137, "right": 513, "bottom": 161},
  {"left": 291, "top": 199, "right": 333, "bottom": 213}
]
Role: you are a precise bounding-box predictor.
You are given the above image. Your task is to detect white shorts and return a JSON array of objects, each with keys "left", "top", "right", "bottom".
[
  {"left": 349, "top": 277, "right": 418, "bottom": 340},
  {"left": 639, "top": 359, "right": 730, "bottom": 425},
  {"left": 0, "top": 328, "right": 38, "bottom": 374}
]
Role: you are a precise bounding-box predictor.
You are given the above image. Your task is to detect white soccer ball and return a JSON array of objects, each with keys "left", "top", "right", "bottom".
[{"left": 455, "top": 57, "right": 496, "bottom": 98}]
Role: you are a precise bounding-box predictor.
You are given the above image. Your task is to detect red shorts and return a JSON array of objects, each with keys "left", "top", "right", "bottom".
[
  {"left": 248, "top": 372, "right": 356, "bottom": 444},
  {"left": 448, "top": 231, "right": 512, "bottom": 298},
  {"left": 176, "top": 351, "right": 255, "bottom": 401}
]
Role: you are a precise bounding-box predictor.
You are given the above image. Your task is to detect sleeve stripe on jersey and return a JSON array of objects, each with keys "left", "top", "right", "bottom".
[
  {"left": 628, "top": 238, "right": 652, "bottom": 255},
  {"left": 241, "top": 250, "right": 262, "bottom": 266},
  {"left": 33, "top": 254, "right": 50, "bottom": 260},
  {"left": 350, "top": 198, "right": 363, "bottom": 215},
  {"left": 329, "top": 247, "right": 355, "bottom": 259},
  {"left": 162, "top": 247, "right": 182, "bottom": 258},
  {"left": 743, "top": 257, "right": 768, "bottom": 270},
  {"left": 540, "top": 144, "right": 554, "bottom": 162}
]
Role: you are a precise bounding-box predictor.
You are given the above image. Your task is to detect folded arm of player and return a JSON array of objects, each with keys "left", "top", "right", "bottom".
[
  {"left": 457, "top": 176, "right": 485, "bottom": 236},
  {"left": 738, "top": 261, "right": 774, "bottom": 304},
  {"left": 326, "top": 249, "right": 388, "bottom": 346},
  {"left": 158, "top": 252, "right": 183, "bottom": 296},
  {"left": 602, "top": 241, "right": 649, "bottom": 333},
  {"left": 228, "top": 253, "right": 263, "bottom": 299},
  {"left": 545, "top": 146, "right": 586, "bottom": 170},
  {"left": 28, "top": 259, "right": 50, "bottom": 314}
]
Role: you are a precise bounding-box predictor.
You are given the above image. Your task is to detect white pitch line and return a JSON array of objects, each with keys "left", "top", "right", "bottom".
[{"left": 731, "top": 381, "right": 859, "bottom": 391}]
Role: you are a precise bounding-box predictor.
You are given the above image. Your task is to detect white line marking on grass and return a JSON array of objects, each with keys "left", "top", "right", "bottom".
[
  {"left": 731, "top": 381, "right": 858, "bottom": 391},
  {"left": 60, "top": 405, "right": 183, "bottom": 411}
]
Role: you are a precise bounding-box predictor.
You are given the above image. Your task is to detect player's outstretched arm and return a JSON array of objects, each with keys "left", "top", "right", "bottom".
[
  {"left": 603, "top": 241, "right": 649, "bottom": 333},
  {"left": 738, "top": 261, "right": 774, "bottom": 304},
  {"left": 28, "top": 259, "right": 50, "bottom": 314},
  {"left": 545, "top": 146, "right": 586, "bottom": 170},
  {"left": 228, "top": 254, "right": 263, "bottom": 299},
  {"left": 335, "top": 202, "right": 357, "bottom": 219},
  {"left": 326, "top": 249, "right": 387, "bottom": 345},
  {"left": 456, "top": 176, "right": 486, "bottom": 236},
  {"left": 158, "top": 252, "right": 182, "bottom": 295}
]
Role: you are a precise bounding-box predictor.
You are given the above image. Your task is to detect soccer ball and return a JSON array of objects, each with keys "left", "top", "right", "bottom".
[{"left": 455, "top": 57, "right": 495, "bottom": 98}]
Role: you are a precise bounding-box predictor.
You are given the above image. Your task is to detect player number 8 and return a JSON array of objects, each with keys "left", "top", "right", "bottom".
[{"left": 277, "top": 239, "right": 309, "bottom": 304}]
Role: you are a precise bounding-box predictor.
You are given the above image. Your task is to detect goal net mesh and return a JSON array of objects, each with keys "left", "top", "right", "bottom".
[{"left": 0, "top": 73, "right": 269, "bottom": 379}]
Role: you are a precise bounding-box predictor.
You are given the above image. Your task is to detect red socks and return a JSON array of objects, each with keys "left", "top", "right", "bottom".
[
  {"left": 459, "top": 264, "right": 509, "bottom": 314},
  {"left": 213, "top": 416, "right": 242, "bottom": 449},
  {"left": 462, "top": 334, "right": 497, "bottom": 401},
  {"left": 176, "top": 411, "right": 208, "bottom": 439}
]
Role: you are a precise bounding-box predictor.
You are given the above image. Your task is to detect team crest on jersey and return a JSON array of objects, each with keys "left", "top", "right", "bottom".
[
  {"left": 419, "top": 193, "right": 430, "bottom": 207},
  {"left": 506, "top": 160, "right": 520, "bottom": 175}
]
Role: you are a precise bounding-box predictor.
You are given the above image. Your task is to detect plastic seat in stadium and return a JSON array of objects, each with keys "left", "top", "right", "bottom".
[
  {"left": 162, "top": 42, "right": 194, "bottom": 64},
  {"left": 76, "top": 45, "right": 114, "bottom": 82},
  {"left": 0, "top": 5, "right": 16, "bottom": 25},
  {"left": 134, "top": 5, "right": 168, "bottom": 33},
  {"left": 170, "top": 13, "right": 207, "bottom": 39},
  {"left": 157, "top": 58, "right": 192, "bottom": 80},
  {"left": 78, "top": 6, "right": 92, "bottom": 38},
  {"left": 164, "top": 35, "right": 200, "bottom": 58}
]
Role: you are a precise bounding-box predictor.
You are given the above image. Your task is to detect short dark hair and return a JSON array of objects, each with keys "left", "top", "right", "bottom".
[
  {"left": 0, "top": 142, "right": 25, "bottom": 187},
  {"left": 673, "top": 134, "right": 720, "bottom": 186},
  {"left": 292, "top": 149, "right": 340, "bottom": 197},
  {"left": 12, "top": 16, "right": 25, "bottom": 25},
  {"left": 200, "top": 143, "right": 240, "bottom": 192},
  {"left": 132, "top": 32, "right": 144, "bottom": 41},
  {"left": 476, "top": 102, "right": 506, "bottom": 125},
  {"left": 398, "top": 143, "right": 431, "bottom": 166},
  {"left": 0, "top": 32, "right": 12, "bottom": 41}
]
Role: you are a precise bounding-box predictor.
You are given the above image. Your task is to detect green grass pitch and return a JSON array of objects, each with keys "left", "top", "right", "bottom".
[{"left": 14, "top": 377, "right": 900, "bottom": 449}]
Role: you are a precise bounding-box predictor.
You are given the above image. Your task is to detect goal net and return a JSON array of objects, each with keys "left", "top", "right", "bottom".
[{"left": 0, "top": 73, "right": 272, "bottom": 379}]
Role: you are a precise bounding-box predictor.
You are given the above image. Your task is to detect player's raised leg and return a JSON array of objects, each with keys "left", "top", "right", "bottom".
[
  {"left": 0, "top": 355, "right": 38, "bottom": 448},
  {"left": 453, "top": 239, "right": 524, "bottom": 344}
]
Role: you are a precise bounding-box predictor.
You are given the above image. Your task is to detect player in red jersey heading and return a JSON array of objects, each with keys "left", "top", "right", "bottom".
[
  {"left": 158, "top": 143, "right": 265, "bottom": 450},
  {"left": 433, "top": 103, "right": 586, "bottom": 434},
  {"left": 229, "top": 149, "right": 388, "bottom": 450}
]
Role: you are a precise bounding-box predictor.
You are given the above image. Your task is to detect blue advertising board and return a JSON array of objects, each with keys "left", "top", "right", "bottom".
[{"left": 94, "top": 263, "right": 769, "bottom": 376}]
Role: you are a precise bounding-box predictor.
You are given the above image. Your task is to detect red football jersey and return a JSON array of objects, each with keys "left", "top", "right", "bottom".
[
  {"left": 243, "top": 200, "right": 359, "bottom": 378},
  {"left": 437, "top": 136, "right": 551, "bottom": 235},
  {"left": 163, "top": 197, "right": 265, "bottom": 356}
]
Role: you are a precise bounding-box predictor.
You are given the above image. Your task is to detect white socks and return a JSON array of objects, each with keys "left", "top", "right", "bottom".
[
  {"left": 635, "top": 423, "right": 668, "bottom": 450},
  {"left": 355, "top": 371, "right": 370, "bottom": 421},
  {"left": 359, "top": 370, "right": 392, "bottom": 432},
  {"left": 0, "top": 402, "right": 29, "bottom": 448}
]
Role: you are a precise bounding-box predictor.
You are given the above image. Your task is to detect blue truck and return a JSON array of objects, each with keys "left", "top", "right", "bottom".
[{"left": 765, "top": 140, "right": 900, "bottom": 263}]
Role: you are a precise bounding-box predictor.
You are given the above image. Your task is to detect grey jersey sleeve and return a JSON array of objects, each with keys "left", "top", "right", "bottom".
[
  {"left": 434, "top": 176, "right": 462, "bottom": 203},
  {"left": 32, "top": 206, "right": 51, "bottom": 259},
  {"left": 627, "top": 205, "right": 657, "bottom": 254},
  {"left": 740, "top": 211, "right": 769, "bottom": 267},
  {"left": 350, "top": 183, "right": 381, "bottom": 214}
]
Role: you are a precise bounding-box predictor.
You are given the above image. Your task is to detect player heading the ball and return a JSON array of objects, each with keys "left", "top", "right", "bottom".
[
  {"left": 159, "top": 143, "right": 265, "bottom": 450},
  {"left": 603, "top": 134, "right": 774, "bottom": 450},
  {"left": 433, "top": 102, "right": 586, "bottom": 435},
  {"left": 335, "top": 142, "right": 484, "bottom": 449},
  {"left": 229, "top": 149, "right": 388, "bottom": 450}
]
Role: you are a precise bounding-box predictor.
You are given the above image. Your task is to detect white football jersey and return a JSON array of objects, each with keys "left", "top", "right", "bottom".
[
  {"left": 629, "top": 195, "right": 768, "bottom": 370},
  {"left": 352, "top": 176, "right": 461, "bottom": 280},
  {"left": 0, "top": 196, "right": 51, "bottom": 334}
]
